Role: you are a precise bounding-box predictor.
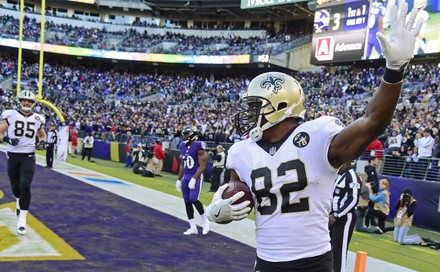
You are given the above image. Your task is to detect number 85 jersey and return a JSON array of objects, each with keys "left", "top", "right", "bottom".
[
  {"left": 226, "top": 116, "right": 344, "bottom": 262},
  {"left": 2, "top": 109, "right": 45, "bottom": 153}
]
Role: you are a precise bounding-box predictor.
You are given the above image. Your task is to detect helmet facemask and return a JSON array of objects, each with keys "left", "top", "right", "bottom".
[
  {"left": 234, "top": 96, "right": 274, "bottom": 141},
  {"left": 182, "top": 126, "right": 199, "bottom": 144},
  {"left": 17, "top": 91, "right": 37, "bottom": 113},
  {"left": 234, "top": 72, "right": 305, "bottom": 142}
]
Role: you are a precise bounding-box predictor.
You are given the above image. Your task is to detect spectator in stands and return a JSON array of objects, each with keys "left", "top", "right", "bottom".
[
  {"left": 366, "top": 138, "right": 384, "bottom": 160},
  {"left": 383, "top": 129, "right": 403, "bottom": 175},
  {"left": 386, "top": 129, "right": 402, "bottom": 155},
  {"left": 412, "top": 128, "right": 435, "bottom": 179},
  {"left": 172, "top": 124, "right": 183, "bottom": 150},
  {"left": 368, "top": 178, "right": 391, "bottom": 233},
  {"left": 153, "top": 140, "right": 165, "bottom": 177}
]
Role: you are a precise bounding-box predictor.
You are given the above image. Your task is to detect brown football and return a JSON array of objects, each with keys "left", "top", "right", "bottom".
[{"left": 222, "top": 181, "right": 254, "bottom": 210}]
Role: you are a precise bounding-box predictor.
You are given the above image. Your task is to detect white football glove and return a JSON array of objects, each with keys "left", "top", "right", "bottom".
[
  {"left": 188, "top": 178, "right": 196, "bottom": 190},
  {"left": 376, "top": 1, "right": 423, "bottom": 71},
  {"left": 206, "top": 184, "right": 252, "bottom": 224},
  {"left": 175, "top": 180, "right": 181, "bottom": 192}
]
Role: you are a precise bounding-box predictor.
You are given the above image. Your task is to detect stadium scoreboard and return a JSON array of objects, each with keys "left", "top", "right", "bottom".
[{"left": 311, "top": 0, "right": 370, "bottom": 64}]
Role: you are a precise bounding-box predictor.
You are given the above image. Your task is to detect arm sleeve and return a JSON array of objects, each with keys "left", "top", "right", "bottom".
[{"left": 369, "top": 192, "right": 384, "bottom": 202}]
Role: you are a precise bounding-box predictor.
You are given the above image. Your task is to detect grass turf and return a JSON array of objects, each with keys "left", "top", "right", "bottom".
[{"left": 57, "top": 153, "right": 440, "bottom": 271}]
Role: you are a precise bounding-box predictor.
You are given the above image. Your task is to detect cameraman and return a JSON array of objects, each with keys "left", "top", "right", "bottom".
[
  {"left": 393, "top": 188, "right": 437, "bottom": 246},
  {"left": 208, "top": 145, "right": 225, "bottom": 193}
]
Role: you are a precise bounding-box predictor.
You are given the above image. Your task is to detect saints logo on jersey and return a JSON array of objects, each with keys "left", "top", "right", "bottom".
[{"left": 293, "top": 132, "right": 310, "bottom": 148}]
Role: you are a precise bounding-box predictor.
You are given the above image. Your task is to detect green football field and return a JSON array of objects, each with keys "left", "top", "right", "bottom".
[{"left": 55, "top": 153, "right": 440, "bottom": 271}]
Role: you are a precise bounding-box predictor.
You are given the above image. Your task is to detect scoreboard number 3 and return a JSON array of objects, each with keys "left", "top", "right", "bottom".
[{"left": 332, "top": 13, "right": 341, "bottom": 31}]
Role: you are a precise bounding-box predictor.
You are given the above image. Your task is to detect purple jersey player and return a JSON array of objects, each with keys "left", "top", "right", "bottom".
[
  {"left": 366, "top": 0, "right": 386, "bottom": 59},
  {"left": 175, "top": 126, "right": 210, "bottom": 235}
]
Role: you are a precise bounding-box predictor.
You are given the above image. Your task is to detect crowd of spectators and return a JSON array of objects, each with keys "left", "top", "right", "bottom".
[
  {"left": 1, "top": 55, "right": 440, "bottom": 180},
  {"left": 0, "top": 13, "right": 310, "bottom": 55}
]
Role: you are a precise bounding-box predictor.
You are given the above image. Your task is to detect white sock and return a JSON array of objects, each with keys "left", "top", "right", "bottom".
[
  {"left": 189, "top": 219, "right": 196, "bottom": 229},
  {"left": 16, "top": 198, "right": 20, "bottom": 210},
  {"left": 19, "top": 210, "right": 28, "bottom": 221},
  {"left": 201, "top": 214, "right": 207, "bottom": 224}
]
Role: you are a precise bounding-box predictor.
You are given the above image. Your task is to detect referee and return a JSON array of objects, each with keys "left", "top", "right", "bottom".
[
  {"left": 46, "top": 122, "right": 58, "bottom": 169},
  {"left": 329, "top": 161, "right": 361, "bottom": 272}
]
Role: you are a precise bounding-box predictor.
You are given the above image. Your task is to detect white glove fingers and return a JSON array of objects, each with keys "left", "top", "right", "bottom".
[
  {"left": 376, "top": 33, "right": 388, "bottom": 55},
  {"left": 411, "top": 17, "right": 424, "bottom": 38},
  {"left": 231, "top": 206, "right": 251, "bottom": 217},
  {"left": 405, "top": 8, "right": 417, "bottom": 33},
  {"left": 396, "top": 1, "right": 408, "bottom": 31},
  {"left": 216, "top": 184, "right": 230, "bottom": 195},
  {"left": 211, "top": 184, "right": 230, "bottom": 202},
  {"left": 231, "top": 212, "right": 251, "bottom": 221},
  {"left": 388, "top": 5, "right": 398, "bottom": 31},
  {"left": 230, "top": 200, "right": 251, "bottom": 211},
  {"left": 227, "top": 191, "right": 245, "bottom": 204}
]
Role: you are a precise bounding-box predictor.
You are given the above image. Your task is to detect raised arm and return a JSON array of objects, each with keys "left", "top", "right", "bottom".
[{"left": 329, "top": 2, "right": 423, "bottom": 168}]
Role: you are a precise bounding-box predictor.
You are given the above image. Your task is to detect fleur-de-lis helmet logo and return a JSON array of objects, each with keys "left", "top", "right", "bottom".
[{"left": 260, "top": 74, "right": 285, "bottom": 94}]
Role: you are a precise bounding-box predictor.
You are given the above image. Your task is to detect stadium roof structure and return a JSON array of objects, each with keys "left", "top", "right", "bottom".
[{"left": 140, "top": 0, "right": 314, "bottom": 21}]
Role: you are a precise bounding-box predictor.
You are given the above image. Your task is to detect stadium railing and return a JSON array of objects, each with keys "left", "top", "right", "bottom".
[{"left": 356, "top": 150, "right": 440, "bottom": 182}]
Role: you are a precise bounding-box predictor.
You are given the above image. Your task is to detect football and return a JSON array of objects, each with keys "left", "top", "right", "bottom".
[{"left": 222, "top": 181, "right": 254, "bottom": 211}]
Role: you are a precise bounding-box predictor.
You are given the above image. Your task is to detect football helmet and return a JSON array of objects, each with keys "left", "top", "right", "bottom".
[
  {"left": 17, "top": 90, "right": 37, "bottom": 113},
  {"left": 234, "top": 72, "right": 305, "bottom": 141},
  {"left": 182, "top": 126, "right": 199, "bottom": 143}
]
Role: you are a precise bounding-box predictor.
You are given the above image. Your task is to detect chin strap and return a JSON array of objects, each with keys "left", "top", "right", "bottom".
[{"left": 249, "top": 127, "right": 263, "bottom": 142}]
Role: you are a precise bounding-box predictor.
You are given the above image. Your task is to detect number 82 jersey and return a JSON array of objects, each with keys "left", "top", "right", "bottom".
[
  {"left": 226, "top": 116, "right": 344, "bottom": 262},
  {"left": 2, "top": 109, "right": 45, "bottom": 153}
]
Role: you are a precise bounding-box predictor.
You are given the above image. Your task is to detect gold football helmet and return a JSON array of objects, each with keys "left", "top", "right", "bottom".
[
  {"left": 235, "top": 72, "right": 305, "bottom": 141},
  {"left": 17, "top": 90, "right": 37, "bottom": 113}
]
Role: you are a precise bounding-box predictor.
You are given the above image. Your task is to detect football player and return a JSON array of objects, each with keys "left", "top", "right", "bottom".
[
  {"left": 175, "top": 126, "right": 210, "bottom": 235},
  {"left": 0, "top": 90, "right": 47, "bottom": 235},
  {"left": 206, "top": 2, "right": 423, "bottom": 271}
]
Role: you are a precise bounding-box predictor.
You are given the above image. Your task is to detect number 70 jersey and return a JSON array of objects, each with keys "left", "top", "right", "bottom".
[
  {"left": 2, "top": 109, "right": 45, "bottom": 153},
  {"left": 226, "top": 116, "right": 344, "bottom": 262}
]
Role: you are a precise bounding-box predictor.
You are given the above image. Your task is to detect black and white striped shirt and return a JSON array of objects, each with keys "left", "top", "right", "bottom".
[
  {"left": 47, "top": 130, "right": 58, "bottom": 146},
  {"left": 331, "top": 168, "right": 361, "bottom": 217}
]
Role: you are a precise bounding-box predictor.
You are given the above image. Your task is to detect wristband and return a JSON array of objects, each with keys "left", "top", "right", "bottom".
[{"left": 383, "top": 68, "right": 404, "bottom": 84}]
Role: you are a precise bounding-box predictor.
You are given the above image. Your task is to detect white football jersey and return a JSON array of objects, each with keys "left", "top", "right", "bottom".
[
  {"left": 227, "top": 116, "right": 344, "bottom": 262},
  {"left": 1, "top": 109, "right": 45, "bottom": 153}
]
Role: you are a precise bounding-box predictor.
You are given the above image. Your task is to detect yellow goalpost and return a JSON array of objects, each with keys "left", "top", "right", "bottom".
[{"left": 16, "top": 0, "right": 65, "bottom": 123}]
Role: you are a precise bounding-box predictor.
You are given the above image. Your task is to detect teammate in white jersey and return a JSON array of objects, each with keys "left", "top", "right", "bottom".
[
  {"left": 0, "top": 90, "right": 47, "bottom": 235},
  {"left": 206, "top": 2, "right": 423, "bottom": 271}
]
